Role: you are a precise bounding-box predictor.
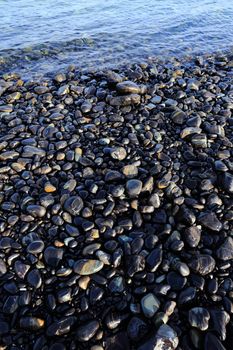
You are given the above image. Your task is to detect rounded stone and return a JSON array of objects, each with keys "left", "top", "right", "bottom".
[
  {"left": 126, "top": 179, "right": 143, "bottom": 197},
  {"left": 189, "top": 307, "right": 210, "bottom": 331},
  {"left": 64, "top": 196, "right": 84, "bottom": 216},
  {"left": 73, "top": 259, "right": 104, "bottom": 275}
]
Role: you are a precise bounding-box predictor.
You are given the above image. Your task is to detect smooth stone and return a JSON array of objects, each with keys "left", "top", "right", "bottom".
[
  {"left": 180, "top": 127, "right": 202, "bottom": 138},
  {"left": 127, "top": 255, "right": 145, "bottom": 277},
  {"left": 109, "top": 276, "right": 124, "bottom": 293},
  {"left": 216, "top": 237, "right": 233, "bottom": 260},
  {"left": 126, "top": 179, "right": 143, "bottom": 197},
  {"left": 171, "top": 110, "right": 186, "bottom": 125},
  {"left": 151, "top": 95, "right": 162, "bottom": 104},
  {"left": 14, "top": 260, "right": 30, "bottom": 279},
  {"left": 110, "top": 147, "right": 127, "bottom": 160},
  {"left": 54, "top": 72, "right": 66, "bottom": 82},
  {"left": 23, "top": 146, "right": 46, "bottom": 157},
  {"left": 44, "top": 246, "right": 64, "bottom": 267},
  {"left": 141, "top": 293, "right": 160, "bottom": 318},
  {"left": 189, "top": 307, "right": 210, "bottom": 330},
  {"left": 183, "top": 226, "right": 201, "bottom": 248},
  {"left": 189, "top": 255, "right": 216, "bottom": 275},
  {"left": 27, "top": 240, "right": 45, "bottom": 254},
  {"left": 20, "top": 317, "right": 45, "bottom": 330},
  {"left": 167, "top": 271, "right": 186, "bottom": 291},
  {"left": 27, "top": 269, "right": 42, "bottom": 289},
  {"left": 26, "top": 204, "right": 46, "bottom": 218},
  {"left": 191, "top": 134, "right": 207, "bottom": 148},
  {"left": 76, "top": 320, "right": 99, "bottom": 342},
  {"left": 0, "top": 151, "right": 19, "bottom": 160},
  {"left": 198, "top": 212, "right": 222, "bottom": 232},
  {"left": 105, "top": 71, "right": 123, "bottom": 83},
  {"left": 116, "top": 81, "right": 141, "bottom": 94},
  {"left": 47, "top": 316, "right": 77, "bottom": 336},
  {"left": 178, "top": 287, "right": 196, "bottom": 304},
  {"left": 0, "top": 104, "right": 13, "bottom": 113},
  {"left": 146, "top": 246, "right": 162, "bottom": 272},
  {"left": 73, "top": 259, "right": 104, "bottom": 275},
  {"left": 137, "top": 324, "right": 178, "bottom": 350},
  {"left": 122, "top": 164, "right": 138, "bottom": 178},
  {"left": 127, "top": 317, "right": 147, "bottom": 341},
  {"left": 64, "top": 196, "right": 84, "bottom": 215}
]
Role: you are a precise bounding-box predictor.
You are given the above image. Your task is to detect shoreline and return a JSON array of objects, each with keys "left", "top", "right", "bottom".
[
  {"left": 0, "top": 52, "right": 233, "bottom": 350},
  {"left": 1, "top": 45, "right": 233, "bottom": 81}
]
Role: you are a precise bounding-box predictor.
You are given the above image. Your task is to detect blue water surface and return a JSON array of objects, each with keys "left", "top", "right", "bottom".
[{"left": 0, "top": 0, "right": 233, "bottom": 76}]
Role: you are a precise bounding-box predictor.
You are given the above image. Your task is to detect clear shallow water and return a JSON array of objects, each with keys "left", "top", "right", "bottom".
[{"left": 1, "top": 0, "right": 233, "bottom": 77}]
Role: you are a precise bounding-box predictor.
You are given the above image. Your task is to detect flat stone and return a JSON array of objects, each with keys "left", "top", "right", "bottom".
[
  {"left": 0, "top": 104, "right": 13, "bottom": 113},
  {"left": 141, "top": 293, "right": 160, "bottom": 318},
  {"left": 73, "top": 259, "right": 104, "bottom": 275},
  {"left": 23, "top": 146, "right": 46, "bottom": 157},
  {"left": 0, "top": 151, "right": 19, "bottom": 160}
]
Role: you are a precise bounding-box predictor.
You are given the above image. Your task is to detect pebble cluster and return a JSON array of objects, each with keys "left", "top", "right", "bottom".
[{"left": 0, "top": 53, "right": 233, "bottom": 350}]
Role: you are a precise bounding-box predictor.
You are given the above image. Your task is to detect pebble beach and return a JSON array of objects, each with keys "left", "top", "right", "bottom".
[{"left": 0, "top": 53, "right": 233, "bottom": 349}]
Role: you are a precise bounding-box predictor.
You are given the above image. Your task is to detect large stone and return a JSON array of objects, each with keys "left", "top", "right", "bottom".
[
  {"left": 73, "top": 259, "right": 104, "bottom": 275},
  {"left": 64, "top": 196, "right": 84, "bottom": 216},
  {"left": 189, "top": 307, "right": 210, "bottom": 331},
  {"left": 116, "top": 81, "right": 141, "bottom": 94},
  {"left": 141, "top": 293, "right": 160, "bottom": 318},
  {"left": 189, "top": 254, "right": 216, "bottom": 275},
  {"left": 198, "top": 212, "right": 222, "bottom": 232}
]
